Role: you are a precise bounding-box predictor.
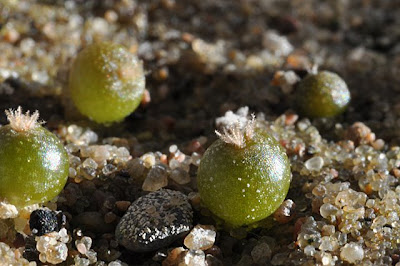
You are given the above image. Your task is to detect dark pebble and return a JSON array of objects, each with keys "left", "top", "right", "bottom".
[
  {"left": 29, "top": 209, "right": 59, "bottom": 236},
  {"left": 115, "top": 189, "right": 193, "bottom": 252},
  {"left": 23, "top": 236, "right": 39, "bottom": 262}
]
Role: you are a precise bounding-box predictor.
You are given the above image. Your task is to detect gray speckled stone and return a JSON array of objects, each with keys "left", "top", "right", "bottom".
[{"left": 115, "top": 189, "right": 193, "bottom": 252}]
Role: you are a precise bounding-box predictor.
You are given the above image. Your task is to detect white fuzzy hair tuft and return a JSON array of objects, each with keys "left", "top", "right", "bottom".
[
  {"left": 5, "top": 106, "right": 42, "bottom": 132},
  {"left": 215, "top": 114, "right": 256, "bottom": 148}
]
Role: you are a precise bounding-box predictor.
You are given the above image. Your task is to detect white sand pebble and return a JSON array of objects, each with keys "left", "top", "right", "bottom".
[
  {"left": 340, "top": 242, "right": 364, "bottom": 263},
  {"left": 305, "top": 156, "right": 324, "bottom": 171},
  {"left": 184, "top": 224, "right": 216, "bottom": 250}
]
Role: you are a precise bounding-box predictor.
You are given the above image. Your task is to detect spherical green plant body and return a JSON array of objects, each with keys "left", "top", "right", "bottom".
[
  {"left": 69, "top": 42, "right": 145, "bottom": 123},
  {"left": 295, "top": 71, "right": 350, "bottom": 118},
  {"left": 0, "top": 109, "right": 69, "bottom": 208},
  {"left": 197, "top": 129, "right": 291, "bottom": 227}
]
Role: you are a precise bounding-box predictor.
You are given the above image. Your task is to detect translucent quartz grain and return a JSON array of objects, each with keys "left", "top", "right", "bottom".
[
  {"left": 108, "top": 260, "right": 127, "bottom": 266},
  {"left": 297, "top": 217, "right": 322, "bottom": 249},
  {"left": 65, "top": 143, "right": 79, "bottom": 153},
  {"left": 319, "top": 236, "right": 339, "bottom": 251},
  {"left": 183, "top": 250, "right": 207, "bottom": 266},
  {"left": 69, "top": 155, "right": 81, "bottom": 166},
  {"left": 142, "top": 164, "right": 168, "bottom": 192},
  {"left": 69, "top": 167, "right": 77, "bottom": 178},
  {"left": 75, "top": 236, "right": 92, "bottom": 255},
  {"left": 92, "top": 145, "right": 111, "bottom": 163},
  {"left": 335, "top": 189, "right": 367, "bottom": 208},
  {"left": 191, "top": 152, "right": 201, "bottom": 166},
  {"left": 169, "top": 168, "right": 191, "bottom": 185},
  {"left": 372, "top": 216, "right": 387, "bottom": 229},
  {"left": 102, "top": 164, "right": 117, "bottom": 175},
  {"left": 335, "top": 232, "right": 347, "bottom": 245},
  {"left": 184, "top": 224, "right": 216, "bottom": 250},
  {"left": 114, "top": 147, "right": 131, "bottom": 163},
  {"left": 321, "top": 225, "right": 335, "bottom": 236},
  {"left": 304, "top": 245, "right": 316, "bottom": 256},
  {"left": 141, "top": 153, "right": 156, "bottom": 168},
  {"left": 82, "top": 158, "right": 98, "bottom": 169},
  {"left": 321, "top": 253, "right": 334, "bottom": 266},
  {"left": 0, "top": 242, "right": 34, "bottom": 265},
  {"left": 163, "top": 248, "right": 207, "bottom": 266},
  {"left": 320, "top": 203, "right": 339, "bottom": 218},
  {"left": 262, "top": 31, "right": 293, "bottom": 57},
  {"left": 312, "top": 184, "right": 327, "bottom": 197},
  {"left": 74, "top": 256, "right": 90, "bottom": 266},
  {"left": 85, "top": 249, "right": 97, "bottom": 264},
  {"left": 36, "top": 229, "right": 69, "bottom": 264},
  {"left": 305, "top": 156, "right": 324, "bottom": 171},
  {"left": 169, "top": 145, "right": 178, "bottom": 153},
  {"left": 275, "top": 199, "right": 296, "bottom": 221},
  {"left": 127, "top": 158, "right": 146, "bottom": 180},
  {"left": 163, "top": 247, "right": 186, "bottom": 265},
  {"left": 340, "top": 242, "right": 364, "bottom": 263},
  {"left": 80, "top": 166, "right": 97, "bottom": 180},
  {"left": 168, "top": 158, "right": 180, "bottom": 169}
]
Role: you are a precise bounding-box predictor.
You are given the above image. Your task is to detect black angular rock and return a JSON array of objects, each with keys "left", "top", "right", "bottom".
[
  {"left": 29, "top": 208, "right": 62, "bottom": 236},
  {"left": 115, "top": 189, "right": 193, "bottom": 252},
  {"left": 23, "top": 236, "right": 39, "bottom": 262}
]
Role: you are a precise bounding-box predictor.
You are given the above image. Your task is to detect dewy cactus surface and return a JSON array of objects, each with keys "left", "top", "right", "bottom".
[
  {"left": 197, "top": 118, "right": 291, "bottom": 227},
  {"left": 69, "top": 42, "right": 145, "bottom": 123},
  {"left": 0, "top": 107, "right": 69, "bottom": 208}
]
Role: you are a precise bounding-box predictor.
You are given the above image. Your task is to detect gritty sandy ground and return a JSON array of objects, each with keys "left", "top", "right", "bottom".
[{"left": 1, "top": 0, "right": 400, "bottom": 265}]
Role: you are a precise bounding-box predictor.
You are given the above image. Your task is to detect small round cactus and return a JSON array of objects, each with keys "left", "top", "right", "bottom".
[
  {"left": 197, "top": 117, "right": 291, "bottom": 227},
  {"left": 69, "top": 42, "right": 145, "bottom": 123},
  {"left": 0, "top": 107, "right": 69, "bottom": 208},
  {"left": 295, "top": 70, "right": 351, "bottom": 118}
]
